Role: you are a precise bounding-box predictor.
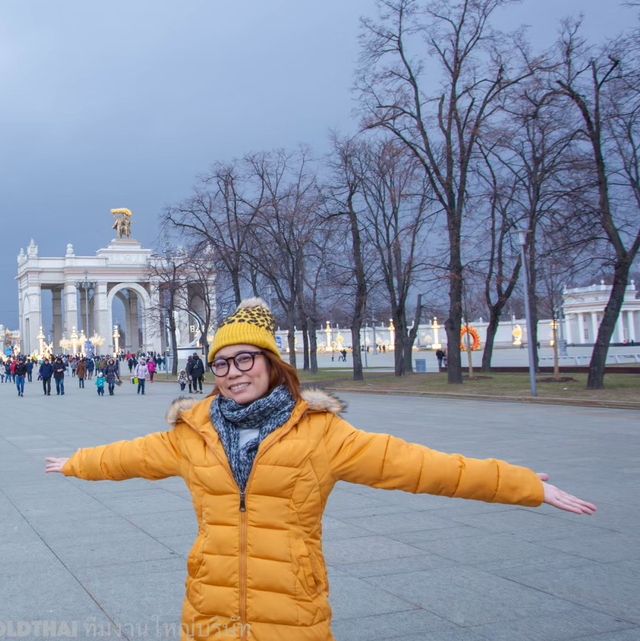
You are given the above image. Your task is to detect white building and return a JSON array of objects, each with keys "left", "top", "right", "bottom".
[
  {"left": 562, "top": 281, "right": 639, "bottom": 344},
  {"left": 16, "top": 215, "right": 215, "bottom": 357},
  {"left": 16, "top": 237, "right": 163, "bottom": 355},
  {"left": 274, "top": 281, "right": 640, "bottom": 351}
]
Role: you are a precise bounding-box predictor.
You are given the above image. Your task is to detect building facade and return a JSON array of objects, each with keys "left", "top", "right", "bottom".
[{"left": 16, "top": 213, "right": 215, "bottom": 357}]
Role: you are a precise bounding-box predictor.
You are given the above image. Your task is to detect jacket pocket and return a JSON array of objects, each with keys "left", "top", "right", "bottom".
[{"left": 292, "top": 537, "right": 317, "bottom": 596}]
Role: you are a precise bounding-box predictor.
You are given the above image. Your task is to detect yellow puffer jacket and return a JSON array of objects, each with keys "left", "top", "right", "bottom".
[{"left": 63, "top": 389, "right": 543, "bottom": 641}]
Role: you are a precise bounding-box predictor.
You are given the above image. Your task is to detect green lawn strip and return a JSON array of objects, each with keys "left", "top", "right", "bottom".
[{"left": 299, "top": 371, "right": 640, "bottom": 407}]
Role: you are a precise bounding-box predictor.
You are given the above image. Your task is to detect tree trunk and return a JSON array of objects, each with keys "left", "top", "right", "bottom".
[
  {"left": 587, "top": 262, "right": 631, "bottom": 389},
  {"left": 393, "top": 313, "right": 408, "bottom": 376},
  {"left": 481, "top": 307, "right": 501, "bottom": 371},
  {"left": 300, "top": 317, "right": 310, "bottom": 371},
  {"left": 230, "top": 271, "right": 242, "bottom": 307},
  {"left": 348, "top": 198, "right": 367, "bottom": 382},
  {"left": 286, "top": 310, "right": 297, "bottom": 368},
  {"left": 308, "top": 321, "right": 318, "bottom": 374},
  {"left": 168, "top": 307, "right": 179, "bottom": 376},
  {"left": 446, "top": 260, "right": 464, "bottom": 384},
  {"left": 403, "top": 296, "right": 423, "bottom": 373},
  {"left": 350, "top": 326, "right": 364, "bottom": 380},
  {"left": 527, "top": 246, "right": 540, "bottom": 371}
]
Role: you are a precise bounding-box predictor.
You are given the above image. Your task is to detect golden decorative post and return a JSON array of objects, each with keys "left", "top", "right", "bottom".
[
  {"left": 551, "top": 319, "right": 560, "bottom": 381},
  {"left": 432, "top": 317, "right": 442, "bottom": 350},
  {"left": 37, "top": 326, "right": 45, "bottom": 356},
  {"left": 70, "top": 327, "right": 79, "bottom": 355},
  {"left": 325, "top": 321, "right": 332, "bottom": 350},
  {"left": 113, "top": 325, "right": 121, "bottom": 355}
]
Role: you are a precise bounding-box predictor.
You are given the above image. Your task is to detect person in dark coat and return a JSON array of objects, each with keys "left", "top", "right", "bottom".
[
  {"left": 15, "top": 357, "right": 27, "bottom": 397},
  {"left": 53, "top": 357, "right": 67, "bottom": 395},
  {"left": 189, "top": 352, "right": 205, "bottom": 394},
  {"left": 39, "top": 359, "right": 54, "bottom": 396},
  {"left": 86, "top": 357, "right": 95, "bottom": 380},
  {"left": 105, "top": 359, "right": 120, "bottom": 396}
]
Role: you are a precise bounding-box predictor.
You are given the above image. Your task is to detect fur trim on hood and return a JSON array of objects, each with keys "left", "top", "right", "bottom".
[
  {"left": 166, "top": 388, "right": 345, "bottom": 427},
  {"left": 166, "top": 396, "right": 199, "bottom": 426},
  {"left": 301, "top": 387, "right": 346, "bottom": 414}
]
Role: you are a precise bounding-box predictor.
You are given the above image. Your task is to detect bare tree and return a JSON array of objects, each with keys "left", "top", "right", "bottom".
[
  {"left": 245, "top": 149, "right": 322, "bottom": 369},
  {"left": 554, "top": 22, "right": 640, "bottom": 388},
  {"left": 176, "top": 244, "right": 217, "bottom": 360},
  {"left": 357, "top": 137, "right": 433, "bottom": 375},
  {"left": 358, "top": 0, "right": 540, "bottom": 383},
  {"left": 473, "top": 78, "right": 580, "bottom": 369},
  {"left": 472, "top": 147, "right": 522, "bottom": 370},
  {"left": 324, "top": 135, "right": 371, "bottom": 380},
  {"left": 164, "top": 160, "right": 264, "bottom": 306},
  {"left": 147, "top": 248, "right": 191, "bottom": 376}
]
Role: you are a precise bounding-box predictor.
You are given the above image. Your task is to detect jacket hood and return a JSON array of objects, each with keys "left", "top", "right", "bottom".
[{"left": 166, "top": 387, "right": 346, "bottom": 427}]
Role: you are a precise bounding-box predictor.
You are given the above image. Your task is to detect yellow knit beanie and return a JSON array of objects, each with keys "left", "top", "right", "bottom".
[{"left": 208, "top": 297, "right": 280, "bottom": 363}]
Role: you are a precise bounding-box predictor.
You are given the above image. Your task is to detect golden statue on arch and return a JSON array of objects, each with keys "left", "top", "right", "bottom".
[{"left": 111, "top": 208, "right": 133, "bottom": 239}]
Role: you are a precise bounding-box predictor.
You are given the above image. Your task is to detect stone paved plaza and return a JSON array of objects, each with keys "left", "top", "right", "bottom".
[{"left": 0, "top": 375, "right": 638, "bottom": 640}]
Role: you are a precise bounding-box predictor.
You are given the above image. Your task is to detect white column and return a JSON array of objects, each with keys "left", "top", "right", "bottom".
[
  {"left": 24, "top": 285, "right": 43, "bottom": 354},
  {"left": 52, "top": 289, "right": 63, "bottom": 347},
  {"left": 147, "top": 287, "right": 162, "bottom": 353},
  {"left": 95, "top": 283, "right": 110, "bottom": 347},
  {"left": 590, "top": 312, "right": 599, "bottom": 343},
  {"left": 17, "top": 285, "right": 24, "bottom": 352},
  {"left": 627, "top": 311, "right": 636, "bottom": 342},
  {"left": 127, "top": 295, "right": 139, "bottom": 351},
  {"left": 63, "top": 283, "right": 78, "bottom": 336},
  {"left": 564, "top": 314, "right": 573, "bottom": 344},
  {"left": 616, "top": 314, "right": 625, "bottom": 343},
  {"left": 577, "top": 313, "right": 586, "bottom": 344}
]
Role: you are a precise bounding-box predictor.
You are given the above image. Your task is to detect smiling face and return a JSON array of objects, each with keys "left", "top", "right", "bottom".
[{"left": 213, "top": 344, "right": 270, "bottom": 405}]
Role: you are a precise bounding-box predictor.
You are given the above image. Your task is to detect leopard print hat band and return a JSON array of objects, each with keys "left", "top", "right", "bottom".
[{"left": 208, "top": 298, "right": 280, "bottom": 363}]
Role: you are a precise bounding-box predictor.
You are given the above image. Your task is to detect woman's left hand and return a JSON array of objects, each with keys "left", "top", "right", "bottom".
[
  {"left": 537, "top": 473, "right": 597, "bottom": 515},
  {"left": 45, "top": 457, "right": 69, "bottom": 474}
]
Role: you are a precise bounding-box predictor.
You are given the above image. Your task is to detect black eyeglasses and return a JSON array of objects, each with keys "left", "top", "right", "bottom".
[{"left": 211, "top": 351, "right": 264, "bottom": 377}]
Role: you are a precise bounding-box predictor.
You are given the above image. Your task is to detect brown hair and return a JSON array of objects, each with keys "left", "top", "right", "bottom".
[
  {"left": 208, "top": 349, "right": 302, "bottom": 401},
  {"left": 262, "top": 350, "right": 302, "bottom": 401}
]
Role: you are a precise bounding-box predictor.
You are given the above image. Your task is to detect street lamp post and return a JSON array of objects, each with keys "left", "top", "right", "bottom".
[
  {"left": 75, "top": 273, "right": 95, "bottom": 353},
  {"left": 516, "top": 229, "right": 537, "bottom": 397}
]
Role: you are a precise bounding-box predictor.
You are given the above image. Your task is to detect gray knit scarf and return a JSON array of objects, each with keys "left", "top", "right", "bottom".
[{"left": 211, "top": 385, "right": 296, "bottom": 491}]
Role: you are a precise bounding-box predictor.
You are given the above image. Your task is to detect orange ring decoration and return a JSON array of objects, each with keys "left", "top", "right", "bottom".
[{"left": 460, "top": 326, "right": 481, "bottom": 351}]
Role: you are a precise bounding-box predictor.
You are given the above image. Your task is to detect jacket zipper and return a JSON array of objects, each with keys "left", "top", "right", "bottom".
[
  {"left": 182, "top": 404, "right": 307, "bottom": 641},
  {"left": 239, "top": 489, "right": 248, "bottom": 641}
]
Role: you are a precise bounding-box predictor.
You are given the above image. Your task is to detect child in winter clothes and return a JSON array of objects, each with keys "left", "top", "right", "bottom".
[
  {"left": 178, "top": 369, "right": 188, "bottom": 391},
  {"left": 95, "top": 371, "right": 105, "bottom": 396},
  {"left": 134, "top": 359, "right": 149, "bottom": 395}
]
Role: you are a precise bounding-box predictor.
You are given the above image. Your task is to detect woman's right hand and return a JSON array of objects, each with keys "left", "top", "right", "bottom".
[{"left": 45, "top": 457, "right": 69, "bottom": 474}]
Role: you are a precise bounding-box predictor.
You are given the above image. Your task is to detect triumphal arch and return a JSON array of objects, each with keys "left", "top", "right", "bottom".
[{"left": 16, "top": 209, "right": 213, "bottom": 357}]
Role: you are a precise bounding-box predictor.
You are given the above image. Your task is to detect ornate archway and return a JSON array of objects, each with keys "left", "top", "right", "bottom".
[{"left": 107, "top": 282, "right": 153, "bottom": 353}]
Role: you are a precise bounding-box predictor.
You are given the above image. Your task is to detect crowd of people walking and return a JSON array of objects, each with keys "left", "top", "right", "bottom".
[
  {"left": 0, "top": 351, "right": 174, "bottom": 397},
  {"left": 1, "top": 350, "right": 209, "bottom": 398}
]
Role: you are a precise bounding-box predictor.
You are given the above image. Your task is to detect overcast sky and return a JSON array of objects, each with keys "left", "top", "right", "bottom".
[{"left": 0, "top": 0, "right": 634, "bottom": 327}]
